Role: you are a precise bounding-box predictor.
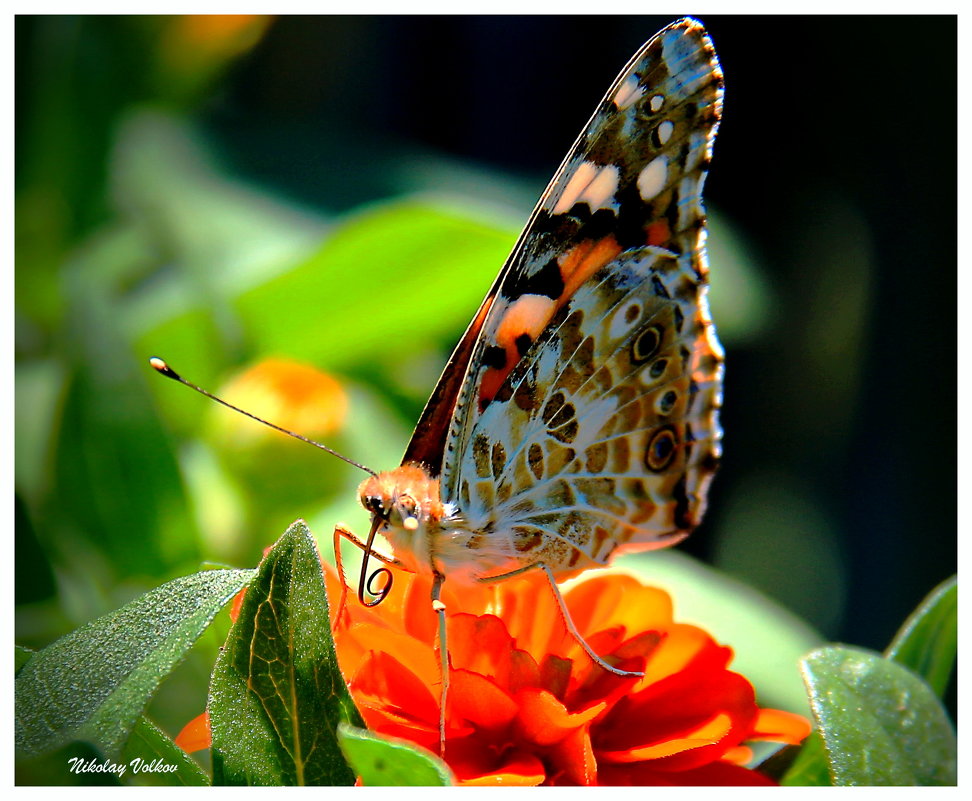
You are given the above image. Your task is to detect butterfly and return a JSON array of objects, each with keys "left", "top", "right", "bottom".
[{"left": 326, "top": 17, "right": 725, "bottom": 754}]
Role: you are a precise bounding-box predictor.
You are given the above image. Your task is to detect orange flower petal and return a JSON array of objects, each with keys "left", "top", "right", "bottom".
[
  {"left": 722, "top": 745, "right": 754, "bottom": 765},
  {"left": 448, "top": 614, "right": 515, "bottom": 685},
  {"left": 449, "top": 669, "right": 518, "bottom": 730},
  {"left": 229, "top": 588, "right": 246, "bottom": 622},
  {"left": 594, "top": 665, "right": 755, "bottom": 760},
  {"left": 601, "top": 712, "right": 733, "bottom": 762},
  {"left": 338, "top": 622, "right": 440, "bottom": 686},
  {"left": 515, "top": 687, "right": 606, "bottom": 746},
  {"left": 599, "top": 759, "right": 776, "bottom": 786},
  {"left": 547, "top": 725, "right": 598, "bottom": 785},
  {"left": 640, "top": 623, "right": 729, "bottom": 685},
  {"left": 353, "top": 650, "right": 439, "bottom": 727},
  {"left": 566, "top": 572, "right": 674, "bottom": 634},
  {"left": 454, "top": 750, "right": 547, "bottom": 786},
  {"left": 174, "top": 711, "right": 211, "bottom": 753},
  {"left": 750, "top": 707, "right": 813, "bottom": 745},
  {"left": 492, "top": 575, "right": 571, "bottom": 661}
]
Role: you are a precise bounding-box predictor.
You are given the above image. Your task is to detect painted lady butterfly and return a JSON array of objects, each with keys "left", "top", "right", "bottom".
[{"left": 337, "top": 17, "right": 725, "bottom": 750}]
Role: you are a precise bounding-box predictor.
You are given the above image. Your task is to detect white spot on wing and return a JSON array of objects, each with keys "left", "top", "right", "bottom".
[
  {"left": 613, "top": 75, "right": 644, "bottom": 109},
  {"left": 650, "top": 94, "right": 664, "bottom": 112},
  {"left": 553, "top": 161, "right": 598, "bottom": 215},
  {"left": 579, "top": 164, "right": 620, "bottom": 212},
  {"left": 498, "top": 294, "right": 557, "bottom": 345},
  {"left": 657, "top": 120, "right": 674, "bottom": 145},
  {"left": 637, "top": 155, "right": 668, "bottom": 201},
  {"left": 552, "top": 161, "right": 620, "bottom": 215},
  {"left": 608, "top": 301, "right": 642, "bottom": 340}
]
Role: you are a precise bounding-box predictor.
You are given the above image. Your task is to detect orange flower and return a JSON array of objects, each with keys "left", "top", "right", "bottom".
[
  {"left": 159, "top": 15, "right": 272, "bottom": 73},
  {"left": 216, "top": 358, "right": 348, "bottom": 443},
  {"left": 178, "top": 561, "right": 809, "bottom": 785},
  {"left": 327, "top": 564, "right": 810, "bottom": 786}
]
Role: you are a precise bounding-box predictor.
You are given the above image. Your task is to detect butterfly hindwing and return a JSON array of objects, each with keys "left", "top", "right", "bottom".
[{"left": 452, "top": 243, "right": 723, "bottom": 577}]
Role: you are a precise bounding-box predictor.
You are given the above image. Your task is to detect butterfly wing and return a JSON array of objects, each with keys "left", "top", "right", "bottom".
[
  {"left": 403, "top": 18, "right": 723, "bottom": 568},
  {"left": 453, "top": 243, "right": 723, "bottom": 575}
]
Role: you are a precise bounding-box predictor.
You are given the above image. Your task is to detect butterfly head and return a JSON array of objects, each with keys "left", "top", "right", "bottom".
[{"left": 357, "top": 464, "right": 446, "bottom": 563}]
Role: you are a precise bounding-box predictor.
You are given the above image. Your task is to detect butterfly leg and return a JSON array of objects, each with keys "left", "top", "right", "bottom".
[
  {"left": 331, "top": 526, "right": 353, "bottom": 630},
  {"left": 479, "top": 562, "right": 644, "bottom": 679},
  {"left": 430, "top": 570, "right": 449, "bottom": 757}
]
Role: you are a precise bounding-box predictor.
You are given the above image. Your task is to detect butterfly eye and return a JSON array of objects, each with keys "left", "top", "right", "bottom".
[{"left": 364, "top": 495, "right": 388, "bottom": 518}]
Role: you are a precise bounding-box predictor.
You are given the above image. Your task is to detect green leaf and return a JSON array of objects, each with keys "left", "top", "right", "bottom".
[
  {"left": 209, "top": 520, "right": 363, "bottom": 786},
  {"left": 18, "top": 643, "right": 207, "bottom": 786},
  {"left": 121, "top": 717, "right": 209, "bottom": 786},
  {"left": 885, "top": 575, "right": 956, "bottom": 697},
  {"left": 337, "top": 724, "right": 454, "bottom": 786},
  {"left": 234, "top": 201, "right": 514, "bottom": 372},
  {"left": 15, "top": 644, "right": 34, "bottom": 675},
  {"left": 777, "top": 732, "right": 831, "bottom": 786},
  {"left": 15, "top": 568, "right": 255, "bottom": 760},
  {"left": 800, "top": 645, "right": 956, "bottom": 785},
  {"left": 780, "top": 578, "right": 959, "bottom": 785}
]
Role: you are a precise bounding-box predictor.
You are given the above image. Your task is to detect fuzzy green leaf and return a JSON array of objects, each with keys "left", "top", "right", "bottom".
[
  {"left": 121, "top": 717, "right": 209, "bottom": 786},
  {"left": 337, "top": 724, "right": 454, "bottom": 786},
  {"left": 209, "top": 520, "right": 363, "bottom": 786},
  {"left": 884, "top": 575, "right": 956, "bottom": 697},
  {"left": 800, "top": 646, "right": 956, "bottom": 785},
  {"left": 777, "top": 732, "right": 831, "bottom": 786},
  {"left": 15, "top": 568, "right": 255, "bottom": 759}
]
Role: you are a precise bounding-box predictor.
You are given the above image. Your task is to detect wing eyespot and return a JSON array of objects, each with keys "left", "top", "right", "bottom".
[
  {"left": 657, "top": 389, "right": 678, "bottom": 415},
  {"left": 632, "top": 324, "right": 665, "bottom": 363},
  {"left": 645, "top": 425, "right": 679, "bottom": 472}
]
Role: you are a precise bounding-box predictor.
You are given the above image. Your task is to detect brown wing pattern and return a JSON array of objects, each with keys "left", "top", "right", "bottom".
[{"left": 452, "top": 243, "right": 723, "bottom": 577}]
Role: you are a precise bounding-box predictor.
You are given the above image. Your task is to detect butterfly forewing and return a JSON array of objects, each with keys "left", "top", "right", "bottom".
[
  {"left": 403, "top": 19, "right": 724, "bottom": 579},
  {"left": 403, "top": 20, "right": 723, "bottom": 485}
]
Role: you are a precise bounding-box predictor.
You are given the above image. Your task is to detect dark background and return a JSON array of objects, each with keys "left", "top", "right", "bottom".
[{"left": 16, "top": 14, "right": 956, "bottom": 732}]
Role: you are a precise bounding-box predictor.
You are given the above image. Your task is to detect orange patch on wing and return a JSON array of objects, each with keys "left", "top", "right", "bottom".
[
  {"left": 559, "top": 236, "right": 623, "bottom": 300},
  {"left": 496, "top": 295, "right": 557, "bottom": 349},
  {"left": 477, "top": 238, "right": 622, "bottom": 409},
  {"left": 479, "top": 366, "right": 507, "bottom": 408},
  {"left": 645, "top": 220, "right": 671, "bottom": 246},
  {"left": 470, "top": 292, "right": 495, "bottom": 336},
  {"left": 479, "top": 295, "right": 557, "bottom": 408}
]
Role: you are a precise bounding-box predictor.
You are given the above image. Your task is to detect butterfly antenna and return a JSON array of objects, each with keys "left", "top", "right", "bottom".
[{"left": 149, "top": 357, "right": 377, "bottom": 477}]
